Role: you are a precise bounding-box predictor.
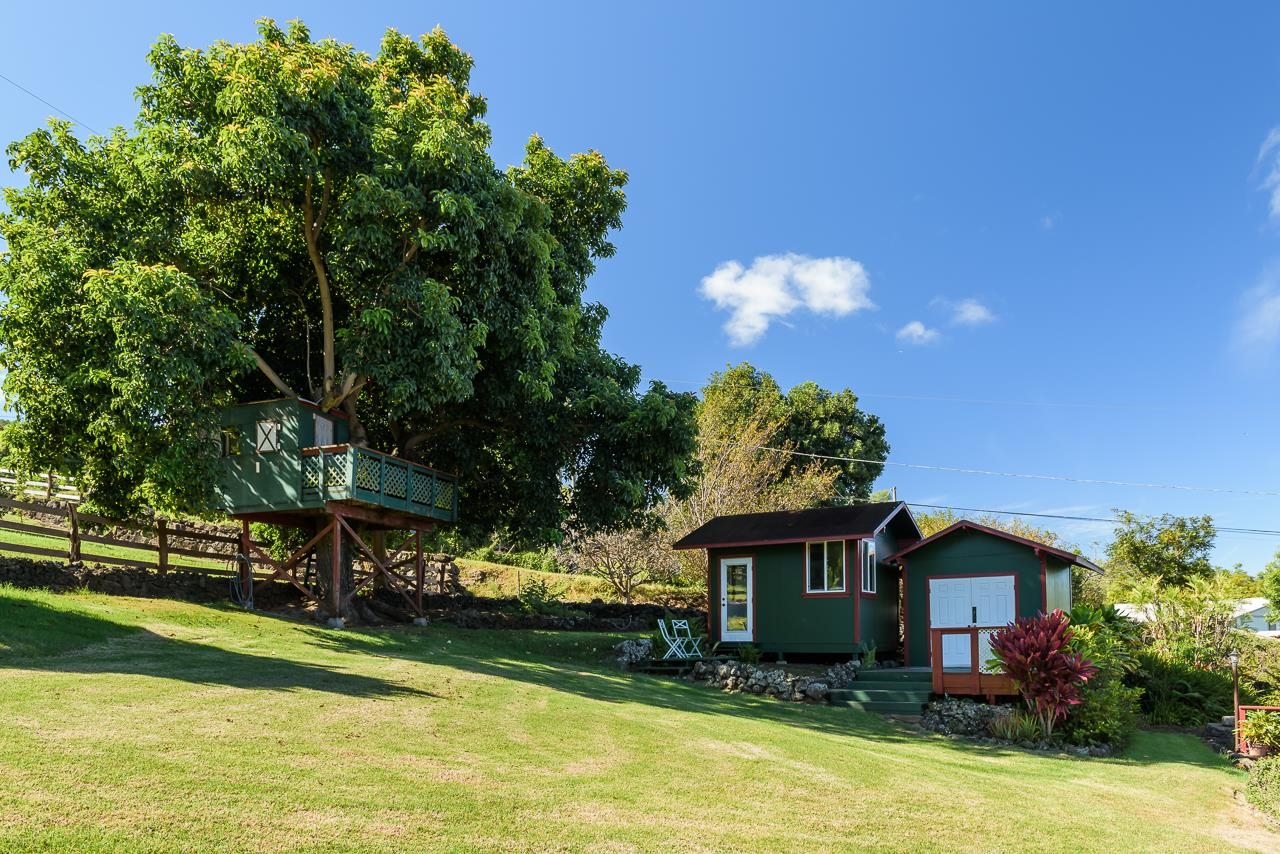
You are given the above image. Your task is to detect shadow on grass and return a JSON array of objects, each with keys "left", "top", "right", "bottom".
[{"left": 0, "top": 595, "right": 431, "bottom": 699}]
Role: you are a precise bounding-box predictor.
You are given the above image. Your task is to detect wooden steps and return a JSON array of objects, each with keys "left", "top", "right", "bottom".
[{"left": 830, "top": 668, "right": 931, "bottom": 715}]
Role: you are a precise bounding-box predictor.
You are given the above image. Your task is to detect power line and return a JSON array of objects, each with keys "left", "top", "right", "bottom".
[
  {"left": 0, "top": 71, "right": 98, "bottom": 134},
  {"left": 749, "top": 444, "right": 1280, "bottom": 498},
  {"left": 901, "top": 502, "right": 1280, "bottom": 538}
]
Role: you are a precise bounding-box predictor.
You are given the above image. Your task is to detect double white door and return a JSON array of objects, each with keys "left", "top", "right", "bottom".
[{"left": 928, "top": 575, "right": 1014, "bottom": 669}]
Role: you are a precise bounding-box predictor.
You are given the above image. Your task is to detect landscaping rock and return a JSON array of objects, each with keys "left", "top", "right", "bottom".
[
  {"left": 614, "top": 638, "right": 654, "bottom": 670},
  {"left": 921, "top": 697, "right": 1014, "bottom": 738},
  {"left": 821, "top": 660, "right": 861, "bottom": 689},
  {"left": 689, "top": 660, "right": 829, "bottom": 703}
]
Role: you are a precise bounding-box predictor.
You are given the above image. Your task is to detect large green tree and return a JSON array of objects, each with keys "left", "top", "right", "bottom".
[
  {"left": 0, "top": 20, "right": 696, "bottom": 541},
  {"left": 1105, "top": 510, "right": 1216, "bottom": 593}
]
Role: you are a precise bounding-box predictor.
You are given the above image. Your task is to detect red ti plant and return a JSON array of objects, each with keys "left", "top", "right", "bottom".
[{"left": 987, "top": 610, "right": 1098, "bottom": 740}]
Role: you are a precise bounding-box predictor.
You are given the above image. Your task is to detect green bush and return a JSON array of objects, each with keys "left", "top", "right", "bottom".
[
  {"left": 517, "top": 576, "right": 571, "bottom": 616},
  {"left": 1131, "top": 652, "right": 1232, "bottom": 727},
  {"left": 1247, "top": 756, "right": 1280, "bottom": 819},
  {"left": 1061, "top": 678, "right": 1144, "bottom": 747},
  {"left": 736, "top": 643, "right": 762, "bottom": 665}
]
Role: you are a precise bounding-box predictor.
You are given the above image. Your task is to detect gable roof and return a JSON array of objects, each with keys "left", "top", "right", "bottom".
[
  {"left": 884, "top": 519, "right": 1103, "bottom": 573},
  {"left": 671, "top": 502, "right": 917, "bottom": 551}
]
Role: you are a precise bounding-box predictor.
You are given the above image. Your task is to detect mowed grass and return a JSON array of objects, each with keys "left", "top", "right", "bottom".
[{"left": 0, "top": 586, "right": 1275, "bottom": 854}]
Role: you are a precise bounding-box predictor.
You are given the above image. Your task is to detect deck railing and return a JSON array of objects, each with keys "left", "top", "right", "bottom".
[
  {"left": 300, "top": 445, "right": 457, "bottom": 523},
  {"left": 929, "top": 626, "right": 1016, "bottom": 698}
]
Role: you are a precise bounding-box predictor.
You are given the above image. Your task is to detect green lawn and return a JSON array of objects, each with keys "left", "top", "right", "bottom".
[{"left": 0, "top": 585, "right": 1274, "bottom": 853}]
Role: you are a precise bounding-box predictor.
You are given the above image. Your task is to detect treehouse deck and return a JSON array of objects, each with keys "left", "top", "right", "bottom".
[{"left": 215, "top": 398, "right": 457, "bottom": 529}]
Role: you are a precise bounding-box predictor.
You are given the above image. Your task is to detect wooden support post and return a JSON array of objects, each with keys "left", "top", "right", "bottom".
[
  {"left": 157, "top": 519, "right": 170, "bottom": 575},
  {"left": 415, "top": 529, "right": 424, "bottom": 617},
  {"left": 67, "top": 503, "right": 81, "bottom": 564},
  {"left": 330, "top": 516, "right": 343, "bottom": 624}
]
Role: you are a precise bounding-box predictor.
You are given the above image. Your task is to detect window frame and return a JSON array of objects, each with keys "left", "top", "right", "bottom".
[
  {"left": 255, "top": 419, "right": 282, "bottom": 454},
  {"left": 805, "top": 540, "right": 847, "bottom": 595},
  {"left": 861, "top": 538, "right": 877, "bottom": 595}
]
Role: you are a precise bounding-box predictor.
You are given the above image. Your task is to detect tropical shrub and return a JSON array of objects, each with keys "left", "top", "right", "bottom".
[
  {"left": 988, "top": 610, "right": 1098, "bottom": 740},
  {"left": 1247, "top": 756, "right": 1280, "bottom": 819},
  {"left": 988, "top": 710, "right": 1043, "bottom": 744},
  {"left": 1063, "top": 604, "right": 1144, "bottom": 747},
  {"left": 1130, "top": 652, "right": 1232, "bottom": 727},
  {"left": 516, "top": 576, "right": 570, "bottom": 616},
  {"left": 1241, "top": 711, "right": 1280, "bottom": 754},
  {"left": 736, "top": 643, "right": 762, "bottom": 665}
]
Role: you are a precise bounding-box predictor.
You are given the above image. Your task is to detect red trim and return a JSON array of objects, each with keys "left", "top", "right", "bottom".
[
  {"left": 705, "top": 551, "right": 713, "bottom": 639},
  {"left": 675, "top": 531, "right": 877, "bottom": 551},
  {"left": 923, "top": 572, "right": 1019, "bottom": 667},
  {"left": 885, "top": 519, "right": 1100, "bottom": 572},
  {"left": 801, "top": 540, "right": 850, "bottom": 598},
  {"left": 716, "top": 553, "right": 757, "bottom": 643}
]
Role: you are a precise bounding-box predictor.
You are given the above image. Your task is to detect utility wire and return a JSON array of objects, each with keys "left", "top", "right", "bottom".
[
  {"left": 748, "top": 443, "right": 1280, "bottom": 498},
  {"left": 901, "top": 502, "right": 1280, "bottom": 538},
  {"left": 0, "top": 71, "right": 98, "bottom": 134}
]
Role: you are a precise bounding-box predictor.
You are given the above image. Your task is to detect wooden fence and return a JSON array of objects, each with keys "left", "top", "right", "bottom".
[
  {"left": 0, "top": 495, "right": 271, "bottom": 578},
  {"left": 0, "top": 469, "right": 81, "bottom": 503}
]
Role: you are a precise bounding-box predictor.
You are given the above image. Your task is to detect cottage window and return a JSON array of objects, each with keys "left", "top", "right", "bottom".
[
  {"left": 861, "top": 539, "right": 877, "bottom": 594},
  {"left": 255, "top": 419, "right": 281, "bottom": 453},
  {"left": 806, "top": 541, "right": 845, "bottom": 593},
  {"left": 314, "top": 414, "right": 334, "bottom": 447},
  {"left": 220, "top": 427, "right": 242, "bottom": 458}
]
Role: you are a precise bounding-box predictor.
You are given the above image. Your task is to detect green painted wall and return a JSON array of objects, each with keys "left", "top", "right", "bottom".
[
  {"left": 859, "top": 530, "right": 901, "bottom": 655},
  {"left": 215, "top": 399, "right": 348, "bottom": 514},
  {"left": 902, "top": 530, "right": 1055, "bottom": 667},
  {"left": 708, "top": 542, "right": 871, "bottom": 655},
  {"left": 1045, "top": 564, "right": 1072, "bottom": 613}
]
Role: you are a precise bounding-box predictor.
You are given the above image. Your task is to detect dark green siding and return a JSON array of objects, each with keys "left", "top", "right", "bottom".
[
  {"left": 902, "top": 529, "right": 1064, "bottom": 667},
  {"left": 708, "top": 542, "right": 862, "bottom": 655},
  {"left": 217, "top": 399, "right": 309, "bottom": 513}
]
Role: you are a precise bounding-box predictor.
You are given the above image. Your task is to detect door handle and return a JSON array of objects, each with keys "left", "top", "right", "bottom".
[{"left": 972, "top": 606, "right": 977, "bottom": 625}]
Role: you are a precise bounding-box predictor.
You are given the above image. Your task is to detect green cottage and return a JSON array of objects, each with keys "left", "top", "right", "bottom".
[
  {"left": 885, "top": 520, "right": 1101, "bottom": 697},
  {"left": 672, "top": 502, "right": 922, "bottom": 658}
]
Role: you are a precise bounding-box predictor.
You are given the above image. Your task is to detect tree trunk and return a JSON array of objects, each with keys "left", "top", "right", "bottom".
[{"left": 314, "top": 517, "right": 355, "bottom": 619}]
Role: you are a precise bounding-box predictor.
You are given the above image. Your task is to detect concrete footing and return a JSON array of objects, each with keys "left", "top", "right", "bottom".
[
  {"left": 325, "top": 616, "right": 346, "bottom": 629},
  {"left": 412, "top": 617, "right": 429, "bottom": 627}
]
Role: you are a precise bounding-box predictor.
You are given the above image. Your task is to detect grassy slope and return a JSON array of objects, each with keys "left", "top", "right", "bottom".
[{"left": 0, "top": 586, "right": 1274, "bottom": 854}]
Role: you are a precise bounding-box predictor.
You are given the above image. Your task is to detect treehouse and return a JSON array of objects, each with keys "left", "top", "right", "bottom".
[{"left": 213, "top": 398, "right": 458, "bottom": 625}]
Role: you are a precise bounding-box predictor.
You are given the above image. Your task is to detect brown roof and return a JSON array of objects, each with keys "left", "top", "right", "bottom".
[
  {"left": 671, "top": 502, "right": 916, "bottom": 550},
  {"left": 884, "top": 519, "right": 1103, "bottom": 573}
]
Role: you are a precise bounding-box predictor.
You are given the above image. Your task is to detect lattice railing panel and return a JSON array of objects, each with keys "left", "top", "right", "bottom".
[
  {"left": 384, "top": 463, "right": 408, "bottom": 499},
  {"left": 354, "top": 452, "right": 380, "bottom": 492}
]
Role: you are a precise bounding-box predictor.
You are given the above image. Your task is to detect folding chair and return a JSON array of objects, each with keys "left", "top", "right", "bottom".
[
  {"left": 671, "top": 619, "right": 704, "bottom": 659},
  {"left": 658, "top": 619, "right": 691, "bottom": 659}
]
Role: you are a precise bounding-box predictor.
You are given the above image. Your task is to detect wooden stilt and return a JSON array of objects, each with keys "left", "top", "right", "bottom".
[
  {"left": 330, "top": 515, "right": 343, "bottom": 623},
  {"left": 415, "top": 529, "right": 424, "bottom": 617}
]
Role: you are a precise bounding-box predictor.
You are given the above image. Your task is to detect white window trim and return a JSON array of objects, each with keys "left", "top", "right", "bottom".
[
  {"left": 255, "top": 419, "right": 282, "bottom": 454},
  {"left": 861, "top": 539, "right": 877, "bottom": 594},
  {"left": 805, "top": 540, "right": 846, "bottom": 594}
]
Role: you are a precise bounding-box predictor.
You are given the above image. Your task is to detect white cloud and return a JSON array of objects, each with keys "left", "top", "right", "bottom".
[
  {"left": 1234, "top": 264, "right": 1280, "bottom": 359},
  {"left": 930, "top": 296, "right": 996, "bottom": 326},
  {"left": 1258, "top": 128, "right": 1280, "bottom": 220},
  {"left": 951, "top": 298, "right": 996, "bottom": 326},
  {"left": 699, "top": 253, "right": 873, "bottom": 345},
  {"left": 1041, "top": 214, "right": 1058, "bottom": 230},
  {"left": 896, "top": 320, "right": 940, "bottom": 345}
]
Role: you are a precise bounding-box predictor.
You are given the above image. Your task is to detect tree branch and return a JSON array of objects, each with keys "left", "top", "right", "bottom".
[
  {"left": 303, "top": 172, "right": 336, "bottom": 395},
  {"left": 249, "top": 347, "right": 298, "bottom": 399}
]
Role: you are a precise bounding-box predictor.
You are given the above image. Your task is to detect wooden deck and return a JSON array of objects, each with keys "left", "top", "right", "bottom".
[{"left": 929, "top": 627, "right": 1016, "bottom": 699}]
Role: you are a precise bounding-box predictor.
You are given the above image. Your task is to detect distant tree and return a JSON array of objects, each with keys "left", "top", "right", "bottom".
[
  {"left": 571, "top": 524, "right": 677, "bottom": 605},
  {"left": 913, "top": 508, "right": 1064, "bottom": 547},
  {"left": 1105, "top": 511, "right": 1215, "bottom": 591},
  {"left": 701, "top": 363, "right": 888, "bottom": 502},
  {"left": 0, "top": 19, "right": 696, "bottom": 544},
  {"left": 1260, "top": 550, "right": 1280, "bottom": 621},
  {"left": 661, "top": 367, "right": 846, "bottom": 588},
  {"left": 1214, "top": 566, "right": 1261, "bottom": 600}
]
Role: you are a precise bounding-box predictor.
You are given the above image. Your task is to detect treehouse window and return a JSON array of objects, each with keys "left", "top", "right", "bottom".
[
  {"left": 255, "top": 419, "right": 281, "bottom": 454},
  {"left": 314, "top": 414, "right": 334, "bottom": 447},
  {"left": 220, "top": 427, "right": 242, "bottom": 458}
]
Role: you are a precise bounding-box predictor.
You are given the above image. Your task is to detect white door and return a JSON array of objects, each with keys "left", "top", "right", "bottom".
[
  {"left": 929, "top": 578, "right": 975, "bottom": 669},
  {"left": 720, "top": 558, "right": 753, "bottom": 642},
  {"left": 928, "top": 576, "right": 1015, "bottom": 669}
]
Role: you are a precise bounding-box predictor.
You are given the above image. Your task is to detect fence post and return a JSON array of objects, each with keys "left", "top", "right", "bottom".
[
  {"left": 157, "top": 519, "right": 170, "bottom": 575},
  {"left": 67, "top": 503, "right": 81, "bottom": 564}
]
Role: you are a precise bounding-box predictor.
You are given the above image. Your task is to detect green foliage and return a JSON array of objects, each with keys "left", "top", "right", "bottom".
[
  {"left": 0, "top": 18, "right": 697, "bottom": 537},
  {"left": 1131, "top": 652, "right": 1233, "bottom": 727},
  {"left": 1246, "top": 756, "right": 1280, "bottom": 819},
  {"left": 1260, "top": 550, "right": 1280, "bottom": 624},
  {"left": 988, "top": 710, "right": 1043, "bottom": 744},
  {"left": 862, "top": 639, "right": 877, "bottom": 669},
  {"left": 1063, "top": 604, "right": 1144, "bottom": 747},
  {"left": 1061, "top": 678, "right": 1144, "bottom": 747},
  {"left": 1240, "top": 712, "right": 1280, "bottom": 752},
  {"left": 1106, "top": 510, "right": 1215, "bottom": 592},
  {"left": 516, "top": 576, "right": 570, "bottom": 616},
  {"left": 467, "top": 542, "right": 563, "bottom": 574},
  {"left": 249, "top": 523, "right": 312, "bottom": 562},
  {"left": 735, "top": 643, "right": 762, "bottom": 665}
]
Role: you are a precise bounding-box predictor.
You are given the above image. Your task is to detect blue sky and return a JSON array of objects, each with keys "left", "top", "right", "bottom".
[{"left": 4, "top": 2, "right": 1280, "bottom": 570}]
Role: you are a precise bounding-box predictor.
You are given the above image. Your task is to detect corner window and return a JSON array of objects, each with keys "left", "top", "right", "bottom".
[
  {"left": 806, "top": 541, "right": 845, "bottom": 593},
  {"left": 255, "top": 419, "right": 281, "bottom": 453},
  {"left": 314, "top": 414, "right": 334, "bottom": 447},
  {"left": 220, "top": 427, "right": 242, "bottom": 458},
  {"left": 861, "top": 539, "right": 877, "bottom": 594}
]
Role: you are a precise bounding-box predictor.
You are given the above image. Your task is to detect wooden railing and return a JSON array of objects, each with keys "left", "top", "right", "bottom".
[
  {"left": 0, "top": 469, "right": 80, "bottom": 503},
  {"left": 929, "top": 626, "right": 1016, "bottom": 699},
  {"left": 1237, "top": 704, "right": 1280, "bottom": 752},
  {"left": 0, "top": 495, "right": 273, "bottom": 577},
  {"left": 300, "top": 445, "right": 457, "bottom": 522}
]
